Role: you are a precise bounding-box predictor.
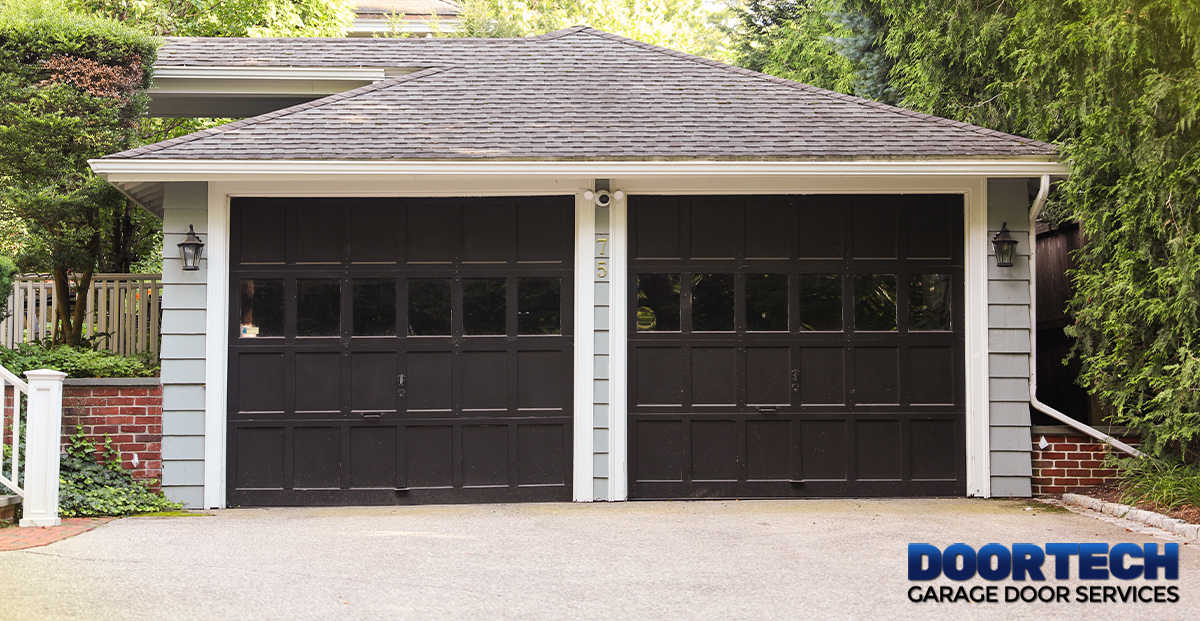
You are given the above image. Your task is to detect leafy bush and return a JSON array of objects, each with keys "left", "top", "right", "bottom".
[
  {"left": 58, "top": 428, "right": 179, "bottom": 517},
  {"left": 0, "top": 257, "right": 17, "bottom": 318},
  {"left": 0, "top": 343, "right": 156, "bottom": 378}
]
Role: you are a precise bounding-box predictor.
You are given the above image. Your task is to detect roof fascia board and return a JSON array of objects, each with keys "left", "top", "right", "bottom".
[
  {"left": 152, "top": 67, "right": 395, "bottom": 81},
  {"left": 90, "top": 159, "right": 1071, "bottom": 182}
]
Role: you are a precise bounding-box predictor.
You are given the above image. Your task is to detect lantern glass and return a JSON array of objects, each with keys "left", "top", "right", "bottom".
[
  {"left": 991, "top": 222, "right": 1018, "bottom": 268},
  {"left": 178, "top": 225, "right": 205, "bottom": 271}
]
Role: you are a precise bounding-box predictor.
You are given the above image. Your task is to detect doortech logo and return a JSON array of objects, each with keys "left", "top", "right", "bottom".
[{"left": 907, "top": 543, "right": 1180, "bottom": 604}]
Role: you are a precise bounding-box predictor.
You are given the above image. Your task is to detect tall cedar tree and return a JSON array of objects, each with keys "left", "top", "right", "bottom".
[
  {"left": 0, "top": 1, "right": 156, "bottom": 345},
  {"left": 731, "top": 0, "right": 1200, "bottom": 458}
]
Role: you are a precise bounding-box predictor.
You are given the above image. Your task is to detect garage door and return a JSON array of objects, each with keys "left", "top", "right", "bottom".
[
  {"left": 628, "top": 195, "right": 965, "bottom": 498},
  {"left": 227, "top": 197, "right": 574, "bottom": 506}
]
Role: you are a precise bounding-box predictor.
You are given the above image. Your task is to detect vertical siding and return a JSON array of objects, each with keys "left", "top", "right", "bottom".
[
  {"left": 158, "top": 182, "right": 209, "bottom": 507},
  {"left": 987, "top": 179, "right": 1033, "bottom": 497},
  {"left": 592, "top": 204, "right": 611, "bottom": 499}
]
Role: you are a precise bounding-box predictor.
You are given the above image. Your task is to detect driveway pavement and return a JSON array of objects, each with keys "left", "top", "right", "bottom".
[{"left": 0, "top": 498, "right": 1195, "bottom": 620}]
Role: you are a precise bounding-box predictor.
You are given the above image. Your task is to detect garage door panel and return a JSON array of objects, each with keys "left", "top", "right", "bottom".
[
  {"left": 517, "top": 203, "right": 566, "bottom": 263},
  {"left": 855, "top": 420, "right": 903, "bottom": 480},
  {"left": 238, "top": 353, "right": 285, "bottom": 413},
  {"left": 690, "top": 202, "right": 737, "bottom": 259},
  {"left": 406, "top": 425, "right": 455, "bottom": 488},
  {"left": 517, "top": 351, "right": 564, "bottom": 410},
  {"left": 691, "top": 420, "right": 741, "bottom": 481},
  {"left": 909, "top": 347, "right": 956, "bottom": 405},
  {"left": 293, "top": 427, "right": 341, "bottom": 488},
  {"left": 235, "top": 427, "right": 285, "bottom": 489},
  {"left": 636, "top": 347, "right": 683, "bottom": 406},
  {"left": 462, "top": 425, "right": 509, "bottom": 487},
  {"left": 406, "top": 352, "right": 453, "bottom": 412},
  {"left": 691, "top": 347, "right": 736, "bottom": 405},
  {"left": 237, "top": 205, "right": 285, "bottom": 264},
  {"left": 634, "top": 420, "right": 683, "bottom": 482},
  {"left": 407, "top": 205, "right": 457, "bottom": 263},
  {"left": 745, "top": 202, "right": 792, "bottom": 259},
  {"left": 463, "top": 205, "right": 511, "bottom": 263},
  {"left": 230, "top": 197, "right": 573, "bottom": 506},
  {"left": 851, "top": 202, "right": 897, "bottom": 259},
  {"left": 905, "top": 198, "right": 953, "bottom": 259},
  {"left": 634, "top": 203, "right": 681, "bottom": 259},
  {"left": 295, "top": 353, "right": 341, "bottom": 412},
  {"left": 854, "top": 347, "right": 900, "bottom": 405},
  {"left": 910, "top": 419, "right": 959, "bottom": 480},
  {"left": 799, "top": 420, "right": 848, "bottom": 481},
  {"left": 351, "top": 352, "right": 396, "bottom": 413},
  {"left": 798, "top": 199, "right": 843, "bottom": 259},
  {"left": 462, "top": 351, "right": 508, "bottom": 411},
  {"left": 747, "top": 420, "right": 792, "bottom": 480},
  {"left": 293, "top": 205, "right": 342, "bottom": 263},
  {"left": 517, "top": 424, "right": 566, "bottom": 485},
  {"left": 746, "top": 347, "right": 790, "bottom": 405},
  {"left": 351, "top": 204, "right": 401, "bottom": 264},
  {"left": 349, "top": 427, "right": 397, "bottom": 488},
  {"left": 798, "top": 347, "right": 845, "bottom": 405}
]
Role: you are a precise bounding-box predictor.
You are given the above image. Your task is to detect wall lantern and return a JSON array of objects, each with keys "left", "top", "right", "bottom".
[
  {"left": 177, "top": 225, "right": 205, "bottom": 271},
  {"left": 991, "top": 222, "right": 1018, "bottom": 268}
]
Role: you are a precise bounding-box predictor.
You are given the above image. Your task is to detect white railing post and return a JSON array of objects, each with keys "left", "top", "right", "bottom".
[{"left": 19, "top": 369, "right": 67, "bottom": 527}]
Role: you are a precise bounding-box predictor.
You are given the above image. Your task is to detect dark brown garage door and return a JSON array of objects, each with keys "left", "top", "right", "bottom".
[
  {"left": 628, "top": 195, "right": 965, "bottom": 498},
  {"left": 227, "top": 197, "right": 574, "bottom": 506}
]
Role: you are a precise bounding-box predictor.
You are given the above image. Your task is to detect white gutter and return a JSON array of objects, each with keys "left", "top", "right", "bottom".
[
  {"left": 151, "top": 66, "right": 393, "bottom": 81},
  {"left": 1027, "top": 174, "right": 1142, "bottom": 457},
  {"left": 89, "top": 159, "right": 1070, "bottom": 182}
]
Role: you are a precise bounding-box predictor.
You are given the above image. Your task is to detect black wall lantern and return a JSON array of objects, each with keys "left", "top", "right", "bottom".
[
  {"left": 178, "top": 225, "right": 205, "bottom": 271},
  {"left": 991, "top": 222, "right": 1018, "bottom": 268}
]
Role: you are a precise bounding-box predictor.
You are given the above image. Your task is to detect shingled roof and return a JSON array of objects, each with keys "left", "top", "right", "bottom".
[{"left": 109, "top": 26, "right": 1057, "bottom": 161}]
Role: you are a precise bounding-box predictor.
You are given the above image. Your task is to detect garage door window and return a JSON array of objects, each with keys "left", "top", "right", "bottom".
[
  {"left": 692, "top": 273, "right": 734, "bottom": 331},
  {"left": 463, "top": 278, "right": 506, "bottom": 335},
  {"left": 409, "top": 278, "right": 451, "bottom": 335},
  {"left": 296, "top": 279, "right": 340, "bottom": 336},
  {"left": 799, "top": 273, "right": 842, "bottom": 331},
  {"left": 909, "top": 273, "right": 952, "bottom": 331},
  {"left": 353, "top": 279, "right": 396, "bottom": 336},
  {"left": 637, "top": 274, "right": 681, "bottom": 332},
  {"left": 854, "top": 273, "right": 897, "bottom": 331},
  {"left": 239, "top": 279, "right": 284, "bottom": 338},
  {"left": 518, "top": 277, "right": 561, "bottom": 335},
  {"left": 746, "top": 274, "right": 788, "bottom": 332}
]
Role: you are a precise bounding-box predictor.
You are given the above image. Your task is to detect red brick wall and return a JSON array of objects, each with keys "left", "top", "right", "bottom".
[
  {"left": 61, "top": 383, "right": 163, "bottom": 486},
  {"left": 1031, "top": 433, "right": 1138, "bottom": 495}
]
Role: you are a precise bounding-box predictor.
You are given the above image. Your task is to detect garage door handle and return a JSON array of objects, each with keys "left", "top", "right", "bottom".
[
  {"left": 756, "top": 406, "right": 778, "bottom": 413},
  {"left": 362, "top": 412, "right": 383, "bottom": 419}
]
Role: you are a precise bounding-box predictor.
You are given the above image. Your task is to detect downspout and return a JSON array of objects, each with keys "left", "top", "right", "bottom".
[{"left": 1027, "top": 174, "right": 1143, "bottom": 457}]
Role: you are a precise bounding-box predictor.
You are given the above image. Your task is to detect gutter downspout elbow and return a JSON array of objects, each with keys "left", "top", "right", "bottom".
[{"left": 1026, "top": 174, "right": 1143, "bottom": 457}]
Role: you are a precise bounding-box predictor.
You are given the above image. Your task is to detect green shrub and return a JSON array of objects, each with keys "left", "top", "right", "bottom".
[
  {"left": 58, "top": 428, "right": 180, "bottom": 517},
  {"left": 0, "top": 343, "right": 156, "bottom": 378},
  {"left": 0, "top": 257, "right": 17, "bottom": 318}
]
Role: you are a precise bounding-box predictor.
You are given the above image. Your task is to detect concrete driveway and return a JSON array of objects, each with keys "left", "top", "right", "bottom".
[{"left": 1, "top": 498, "right": 1195, "bottom": 620}]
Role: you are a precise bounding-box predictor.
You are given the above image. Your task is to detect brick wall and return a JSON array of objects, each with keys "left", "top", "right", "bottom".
[
  {"left": 1030, "top": 428, "right": 1138, "bottom": 495},
  {"left": 61, "top": 380, "right": 163, "bottom": 486}
]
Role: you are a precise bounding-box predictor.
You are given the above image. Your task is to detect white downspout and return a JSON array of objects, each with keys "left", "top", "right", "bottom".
[{"left": 1027, "top": 174, "right": 1143, "bottom": 457}]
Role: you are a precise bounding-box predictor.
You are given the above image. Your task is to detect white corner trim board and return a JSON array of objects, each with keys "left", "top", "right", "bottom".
[
  {"left": 202, "top": 185, "right": 231, "bottom": 509},
  {"left": 89, "top": 159, "right": 1070, "bottom": 182}
]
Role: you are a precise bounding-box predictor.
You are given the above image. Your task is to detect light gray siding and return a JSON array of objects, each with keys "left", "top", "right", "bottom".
[
  {"left": 591, "top": 203, "right": 611, "bottom": 499},
  {"left": 158, "top": 182, "right": 209, "bottom": 507},
  {"left": 987, "top": 178, "right": 1033, "bottom": 497}
]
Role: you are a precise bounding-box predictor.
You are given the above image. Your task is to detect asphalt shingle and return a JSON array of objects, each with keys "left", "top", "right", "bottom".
[{"left": 111, "top": 27, "right": 1058, "bottom": 161}]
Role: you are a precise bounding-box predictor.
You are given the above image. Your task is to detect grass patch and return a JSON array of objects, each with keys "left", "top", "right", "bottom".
[
  {"left": 1108, "top": 456, "right": 1200, "bottom": 510},
  {"left": 131, "top": 510, "right": 211, "bottom": 517}
]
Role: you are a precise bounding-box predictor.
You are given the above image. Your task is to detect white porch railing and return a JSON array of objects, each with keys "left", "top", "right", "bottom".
[
  {"left": 1, "top": 365, "right": 67, "bottom": 527},
  {"left": 0, "top": 274, "right": 162, "bottom": 356}
]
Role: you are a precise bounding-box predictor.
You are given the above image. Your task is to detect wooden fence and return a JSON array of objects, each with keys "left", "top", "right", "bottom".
[{"left": 0, "top": 274, "right": 162, "bottom": 356}]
